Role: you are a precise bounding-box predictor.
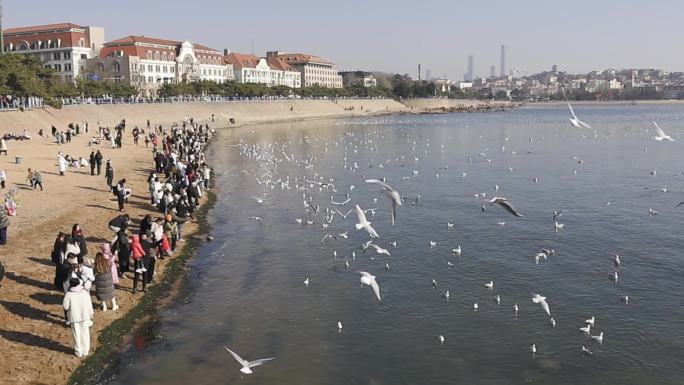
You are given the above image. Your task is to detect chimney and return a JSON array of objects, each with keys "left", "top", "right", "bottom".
[{"left": 223, "top": 48, "right": 229, "bottom": 56}]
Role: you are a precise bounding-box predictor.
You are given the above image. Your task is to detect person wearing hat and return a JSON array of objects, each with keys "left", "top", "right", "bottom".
[{"left": 63, "top": 277, "right": 94, "bottom": 358}]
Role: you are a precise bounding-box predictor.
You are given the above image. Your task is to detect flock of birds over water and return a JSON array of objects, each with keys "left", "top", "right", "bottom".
[{"left": 218, "top": 101, "right": 680, "bottom": 376}]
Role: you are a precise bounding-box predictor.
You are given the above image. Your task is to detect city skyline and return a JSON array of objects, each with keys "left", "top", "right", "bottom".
[{"left": 3, "top": 0, "right": 683, "bottom": 80}]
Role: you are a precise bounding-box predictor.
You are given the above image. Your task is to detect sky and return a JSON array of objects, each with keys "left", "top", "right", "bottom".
[{"left": 4, "top": 0, "right": 683, "bottom": 80}]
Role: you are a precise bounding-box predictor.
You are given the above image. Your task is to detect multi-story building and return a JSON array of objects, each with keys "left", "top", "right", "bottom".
[
  {"left": 224, "top": 52, "right": 301, "bottom": 88},
  {"left": 269, "top": 51, "right": 343, "bottom": 88},
  {"left": 339, "top": 71, "right": 377, "bottom": 88},
  {"left": 2, "top": 22, "right": 105, "bottom": 82},
  {"left": 89, "top": 35, "right": 233, "bottom": 97}
]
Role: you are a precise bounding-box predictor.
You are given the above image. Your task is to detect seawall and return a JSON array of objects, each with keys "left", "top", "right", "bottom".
[{"left": 0, "top": 98, "right": 516, "bottom": 131}]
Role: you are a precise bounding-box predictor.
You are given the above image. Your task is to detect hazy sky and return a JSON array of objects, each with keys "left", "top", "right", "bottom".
[{"left": 5, "top": 0, "right": 682, "bottom": 79}]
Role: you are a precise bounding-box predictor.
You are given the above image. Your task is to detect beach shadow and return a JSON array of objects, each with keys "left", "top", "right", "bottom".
[
  {"left": 27, "top": 256, "right": 54, "bottom": 267},
  {"left": 41, "top": 171, "right": 62, "bottom": 176},
  {"left": 76, "top": 185, "right": 106, "bottom": 192},
  {"left": 30, "top": 292, "right": 64, "bottom": 306},
  {"left": 85, "top": 236, "right": 108, "bottom": 244},
  {"left": 0, "top": 300, "right": 65, "bottom": 326},
  {"left": 0, "top": 329, "right": 72, "bottom": 354},
  {"left": 85, "top": 204, "right": 117, "bottom": 212},
  {"left": 4, "top": 271, "right": 56, "bottom": 291}
]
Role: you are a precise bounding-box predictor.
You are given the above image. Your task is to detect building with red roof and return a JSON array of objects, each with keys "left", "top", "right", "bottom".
[
  {"left": 268, "top": 51, "right": 343, "bottom": 88},
  {"left": 2, "top": 22, "right": 105, "bottom": 82},
  {"left": 224, "top": 52, "right": 301, "bottom": 88}
]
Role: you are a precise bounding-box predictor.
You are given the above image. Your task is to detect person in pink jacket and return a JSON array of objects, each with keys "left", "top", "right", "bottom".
[{"left": 100, "top": 242, "right": 119, "bottom": 285}]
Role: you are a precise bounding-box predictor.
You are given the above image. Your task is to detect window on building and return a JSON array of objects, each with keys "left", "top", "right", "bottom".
[
  {"left": 113, "top": 62, "right": 121, "bottom": 73},
  {"left": 64, "top": 51, "right": 71, "bottom": 59},
  {"left": 155, "top": 65, "right": 161, "bottom": 72},
  {"left": 53, "top": 52, "right": 61, "bottom": 60},
  {"left": 155, "top": 51, "right": 160, "bottom": 60},
  {"left": 55, "top": 64, "right": 62, "bottom": 72},
  {"left": 65, "top": 63, "right": 72, "bottom": 71},
  {"left": 79, "top": 38, "right": 85, "bottom": 47},
  {"left": 81, "top": 54, "right": 87, "bottom": 59},
  {"left": 147, "top": 51, "right": 152, "bottom": 59},
  {"left": 148, "top": 76, "right": 153, "bottom": 83},
  {"left": 148, "top": 65, "right": 153, "bottom": 72},
  {"left": 171, "top": 67, "right": 175, "bottom": 73}
]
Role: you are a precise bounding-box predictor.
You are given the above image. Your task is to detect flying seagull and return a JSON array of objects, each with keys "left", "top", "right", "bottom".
[
  {"left": 563, "top": 89, "right": 591, "bottom": 128},
  {"left": 488, "top": 197, "right": 523, "bottom": 217},
  {"left": 224, "top": 347, "right": 274, "bottom": 375},
  {"left": 532, "top": 293, "right": 550, "bottom": 316},
  {"left": 359, "top": 271, "right": 381, "bottom": 301},
  {"left": 653, "top": 121, "right": 674, "bottom": 142},
  {"left": 355, "top": 204, "right": 379, "bottom": 238},
  {"left": 365, "top": 179, "right": 403, "bottom": 226}
]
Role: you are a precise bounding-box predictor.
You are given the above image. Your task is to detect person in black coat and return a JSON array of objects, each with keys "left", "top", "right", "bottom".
[
  {"left": 112, "top": 230, "right": 131, "bottom": 276},
  {"left": 105, "top": 161, "right": 114, "bottom": 191},
  {"left": 89, "top": 151, "right": 96, "bottom": 176},
  {"left": 115, "top": 178, "right": 126, "bottom": 211},
  {"left": 67, "top": 224, "right": 88, "bottom": 264},
  {"left": 95, "top": 150, "right": 103, "bottom": 175}
]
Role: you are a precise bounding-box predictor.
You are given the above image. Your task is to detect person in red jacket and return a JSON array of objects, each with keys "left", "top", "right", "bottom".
[{"left": 130, "top": 234, "right": 146, "bottom": 293}]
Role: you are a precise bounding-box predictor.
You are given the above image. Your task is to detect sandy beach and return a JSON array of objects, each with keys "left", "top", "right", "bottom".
[{"left": 0, "top": 98, "right": 512, "bottom": 385}]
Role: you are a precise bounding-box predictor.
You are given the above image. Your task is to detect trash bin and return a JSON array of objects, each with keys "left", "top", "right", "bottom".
[{"left": 15, "top": 156, "right": 22, "bottom": 164}]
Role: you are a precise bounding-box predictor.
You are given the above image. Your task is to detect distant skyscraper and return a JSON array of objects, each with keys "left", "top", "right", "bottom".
[
  {"left": 464, "top": 54, "right": 474, "bottom": 81},
  {"left": 490, "top": 65, "right": 496, "bottom": 78},
  {"left": 425, "top": 69, "right": 432, "bottom": 81},
  {"left": 500, "top": 45, "right": 506, "bottom": 77}
]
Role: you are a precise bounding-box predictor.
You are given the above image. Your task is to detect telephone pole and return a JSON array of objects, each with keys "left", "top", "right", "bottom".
[{"left": 0, "top": 0, "right": 5, "bottom": 54}]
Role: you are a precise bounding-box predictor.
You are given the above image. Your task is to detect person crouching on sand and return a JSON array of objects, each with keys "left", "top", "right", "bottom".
[{"left": 63, "top": 277, "right": 94, "bottom": 358}]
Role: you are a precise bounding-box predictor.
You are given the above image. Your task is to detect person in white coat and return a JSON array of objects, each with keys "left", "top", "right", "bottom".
[
  {"left": 58, "top": 153, "right": 67, "bottom": 176},
  {"left": 63, "top": 278, "right": 94, "bottom": 357}
]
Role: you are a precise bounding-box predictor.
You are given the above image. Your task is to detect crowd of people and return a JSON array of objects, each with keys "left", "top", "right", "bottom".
[{"left": 43, "top": 116, "right": 215, "bottom": 358}]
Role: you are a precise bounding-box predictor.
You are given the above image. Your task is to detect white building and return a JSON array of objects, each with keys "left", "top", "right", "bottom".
[
  {"left": 224, "top": 52, "right": 301, "bottom": 88},
  {"left": 3, "top": 22, "right": 105, "bottom": 82},
  {"left": 271, "top": 51, "right": 343, "bottom": 88},
  {"left": 95, "top": 35, "right": 234, "bottom": 96}
]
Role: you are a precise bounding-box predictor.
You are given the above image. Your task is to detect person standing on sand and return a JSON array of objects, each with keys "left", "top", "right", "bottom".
[
  {"left": 89, "top": 151, "right": 96, "bottom": 176},
  {"left": 0, "top": 206, "right": 10, "bottom": 245},
  {"left": 33, "top": 170, "right": 43, "bottom": 191},
  {"left": 105, "top": 160, "right": 114, "bottom": 191},
  {"left": 131, "top": 234, "right": 147, "bottom": 293},
  {"left": 112, "top": 229, "right": 131, "bottom": 277},
  {"left": 58, "top": 153, "right": 67, "bottom": 176},
  {"left": 114, "top": 178, "right": 127, "bottom": 211},
  {"left": 100, "top": 243, "right": 119, "bottom": 286},
  {"left": 0, "top": 138, "right": 8, "bottom": 155},
  {"left": 94, "top": 252, "right": 118, "bottom": 312},
  {"left": 95, "top": 150, "right": 103, "bottom": 175},
  {"left": 63, "top": 277, "right": 94, "bottom": 358},
  {"left": 0, "top": 169, "right": 6, "bottom": 189}
]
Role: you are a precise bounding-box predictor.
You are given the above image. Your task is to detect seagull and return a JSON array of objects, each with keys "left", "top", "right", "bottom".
[
  {"left": 223, "top": 347, "right": 274, "bottom": 375},
  {"left": 338, "top": 321, "right": 343, "bottom": 332},
  {"left": 530, "top": 344, "right": 537, "bottom": 357},
  {"left": 432, "top": 278, "right": 438, "bottom": 287},
  {"left": 591, "top": 332, "right": 604, "bottom": 343},
  {"left": 452, "top": 245, "right": 462, "bottom": 256},
  {"left": 430, "top": 241, "right": 437, "bottom": 248},
  {"left": 485, "top": 281, "right": 494, "bottom": 289},
  {"left": 653, "top": 121, "right": 674, "bottom": 141},
  {"left": 622, "top": 295, "right": 630, "bottom": 304},
  {"left": 488, "top": 197, "right": 523, "bottom": 217},
  {"left": 335, "top": 208, "right": 354, "bottom": 219},
  {"left": 331, "top": 197, "right": 351, "bottom": 206},
  {"left": 610, "top": 271, "right": 619, "bottom": 281},
  {"left": 438, "top": 335, "right": 445, "bottom": 344},
  {"left": 250, "top": 216, "right": 263, "bottom": 221},
  {"left": 368, "top": 244, "right": 391, "bottom": 256},
  {"left": 554, "top": 221, "right": 565, "bottom": 232},
  {"left": 513, "top": 304, "right": 519, "bottom": 315},
  {"left": 552, "top": 209, "right": 566, "bottom": 221},
  {"left": 443, "top": 290, "right": 450, "bottom": 301},
  {"left": 614, "top": 255, "right": 621, "bottom": 266},
  {"left": 473, "top": 302, "right": 479, "bottom": 311},
  {"left": 304, "top": 277, "right": 309, "bottom": 286},
  {"left": 585, "top": 316, "right": 595, "bottom": 327},
  {"left": 581, "top": 346, "right": 593, "bottom": 355},
  {"left": 495, "top": 294, "right": 501, "bottom": 304},
  {"left": 355, "top": 205, "right": 379, "bottom": 238},
  {"left": 579, "top": 324, "right": 591, "bottom": 334},
  {"left": 532, "top": 294, "right": 551, "bottom": 316},
  {"left": 550, "top": 317, "right": 556, "bottom": 328},
  {"left": 365, "top": 179, "right": 403, "bottom": 226},
  {"left": 385, "top": 263, "right": 390, "bottom": 271},
  {"left": 447, "top": 222, "right": 455, "bottom": 229},
  {"left": 359, "top": 271, "right": 381, "bottom": 301},
  {"left": 252, "top": 196, "right": 265, "bottom": 204},
  {"left": 564, "top": 89, "right": 591, "bottom": 128}
]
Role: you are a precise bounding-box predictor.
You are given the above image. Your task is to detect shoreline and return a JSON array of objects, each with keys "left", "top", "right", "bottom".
[{"left": 0, "top": 99, "right": 511, "bottom": 385}]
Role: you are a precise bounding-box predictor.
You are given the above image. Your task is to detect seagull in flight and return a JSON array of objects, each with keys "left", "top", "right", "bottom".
[
  {"left": 365, "top": 179, "right": 403, "bottom": 226},
  {"left": 532, "top": 293, "right": 551, "bottom": 316},
  {"left": 653, "top": 121, "right": 674, "bottom": 141},
  {"left": 367, "top": 243, "right": 391, "bottom": 256},
  {"left": 564, "top": 89, "right": 591, "bottom": 128},
  {"left": 355, "top": 205, "right": 379, "bottom": 238},
  {"left": 488, "top": 197, "right": 523, "bottom": 217},
  {"left": 224, "top": 347, "right": 274, "bottom": 375},
  {"left": 359, "top": 271, "right": 381, "bottom": 301}
]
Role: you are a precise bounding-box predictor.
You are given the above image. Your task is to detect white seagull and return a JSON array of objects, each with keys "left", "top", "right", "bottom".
[
  {"left": 564, "top": 89, "right": 591, "bottom": 128},
  {"left": 365, "top": 179, "right": 403, "bottom": 226},
  {"left": 653, "top": 121, "right": 674, "bottom": 142},
  {"left": 355, "top": 205, "right": 379, "bottom": 238},
  {"left": 579, "top": 324, "right": 591, "bottom": 334},
  {"left": 485, "top": 281, "right": 494, "bottom": 289},
  {"left": 359, "top": 271, "right": 381, "bottom": 301},
  {"left": 591, "top": 332, "right": 604, "bottom": 343},
  {"left": 585, "top": 316, "right": 595, "bottom": 327},
  {"left": 488, "top": 197, "right": 523, "bottom": 217},
  {"left": 224, "top": 347, "right": 274, "bottom": 375},
  {"left": 368, "top": 243, "right": 391, "bottom": 256},
  {"left": 532, "top": 293, "right": 551, "bottom": 316}
]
